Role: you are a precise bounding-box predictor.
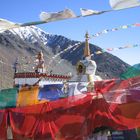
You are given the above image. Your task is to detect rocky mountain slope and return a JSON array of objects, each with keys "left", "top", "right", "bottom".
[{"left": 0, "top": 26, "right": 129, "bottom": 89}]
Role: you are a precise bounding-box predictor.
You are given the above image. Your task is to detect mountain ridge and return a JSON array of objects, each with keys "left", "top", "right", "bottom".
[{"left": 0, "top": 26, "right": 129, "bottom": 89}]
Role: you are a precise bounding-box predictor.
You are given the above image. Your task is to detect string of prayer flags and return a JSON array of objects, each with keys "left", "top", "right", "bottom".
[
  {"left": 94, "top": 44, "right": 140, "bottom": 55},
  {"left": 52, "top": 42, "right": 82, "bottom": 59},
  {"left": 22, "top": 2, "right": 140, "bottom": 26},
  {"left": 0, "top": 9, "right": 77, "bottom": 32},
  {"left": 106, "top": 44, "right": 140, "bottom": 51},
  {"left": 92, "top": 23, "right": 140, "bottom": 38},
  {"left": 1, "top": 2, "right": 140, "bottom": 30}
]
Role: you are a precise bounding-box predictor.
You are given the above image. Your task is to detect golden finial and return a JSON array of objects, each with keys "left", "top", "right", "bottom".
[
  {"left": 37, "top": 51, "right": 43, "bottom": 60},
  {"left": 84, "top": 31, "right": 90, "bottom": 57}
]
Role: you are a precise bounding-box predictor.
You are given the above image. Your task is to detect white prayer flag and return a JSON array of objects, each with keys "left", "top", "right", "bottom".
[
  {"left": 102, "top": 29, "right": 109, "bottom": 33},
  {"left": 109, "top": 0, "right": 140, "bottom": 10},
  {"left": 0, "top": 18, "right": 20, "bottom": 32},
  {"left": 80, "top": 8, "right": 103, "bottom": 16},
  {"left": 40, "top": 9, "right": 76, "bottom": 22},
  {"left": 121, "top": 25, "right": 129, "bottom": 29}
]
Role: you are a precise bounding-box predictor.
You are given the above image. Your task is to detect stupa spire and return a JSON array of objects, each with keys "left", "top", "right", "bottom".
[{"left": 84, "top": 32, "right": 90, "bottom": 57}]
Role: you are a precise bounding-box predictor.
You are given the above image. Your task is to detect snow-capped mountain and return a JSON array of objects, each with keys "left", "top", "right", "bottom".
[
  {"left": 0, "top": 26, "right": 76, "bottom": 51},
  {"left": 0, "top": 26, "right": 129, "bottom": 88}
]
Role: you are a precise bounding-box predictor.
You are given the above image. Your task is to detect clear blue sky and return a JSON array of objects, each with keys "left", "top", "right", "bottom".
[{"left": 0, "top": 0, "right": 140, "bottom": 65}]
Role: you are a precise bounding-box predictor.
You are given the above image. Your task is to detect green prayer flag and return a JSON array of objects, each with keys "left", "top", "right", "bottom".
[
  {"left": 0, "top": 88, "right": 18, "bottom": 109},
  {"left": 120, "top": 63, "right": 140, "bottom": 79}
]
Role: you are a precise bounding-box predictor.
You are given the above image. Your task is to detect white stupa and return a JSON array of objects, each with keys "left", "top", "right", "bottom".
[{"left": 74, "top": 32, "right": 98, "bottom": 82}]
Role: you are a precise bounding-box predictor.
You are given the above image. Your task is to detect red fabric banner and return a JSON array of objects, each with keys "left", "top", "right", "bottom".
[
  {"left": 0, "top": 76, "right": 138, "bottom": 139},
  {"left": 95, "top": 76, "right": 140, "bottom": 103},
  {"left": 91, "top": 98, "right": 140, "bottom": 130},
  {"left": 9, "top": 95, "right": 93, "bottom": 140},
  {"left": 0, "top": 110, "right": 7, "bottom": 140},
  {"left": 9, "top": 94, "right": 140, "bottom": 139}
]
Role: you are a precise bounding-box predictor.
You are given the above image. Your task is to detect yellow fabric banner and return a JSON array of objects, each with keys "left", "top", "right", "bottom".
[{"left": 17, "top": 86, "right": 46, "bottom": 107}]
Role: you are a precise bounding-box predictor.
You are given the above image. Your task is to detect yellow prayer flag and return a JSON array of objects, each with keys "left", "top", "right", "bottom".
[
  {"left": 95, "top": 51, "right": 102, "bottom": 54},
  {"left": 17, "top": 85, "right": 46, "bottom": 107}
]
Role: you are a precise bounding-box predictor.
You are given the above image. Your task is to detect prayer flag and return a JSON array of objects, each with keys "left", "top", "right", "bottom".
[
  {"left": 121, "top": 25, "right": 129, "bottom": 29},
  {"left": 38, "top": 84, "right": 65, "bottom": 101},
  {"left": 16, "top": 86, "right": 46, "bottom": 107},
  {"left": 95, "top": 76, "right": 140, "bottom": 103},
  {"left": 95, "top": 51, "right": 102, "bottom": 54},
  {"left": 0, "top": 110, "right": 7, "bottom": 139},
  {"left": 134, "top": 23, "right": 140, "bottom": 26},
  {"left": 80, "top": 8, "right": 103, "bottom": 16},
  {"left": 0, "top": 88, "right": 18, "bottom": 109},
  {"left": 109, "top": 0, "right": 140, "bottom": 10},
  {"left": 40, "top": 9, "right": 76, "bottom": 22},
  {"left": 102, "top": 29, "right": 109, "bottom": 33},
  {"left": 107, "top": 48, "right": 113, "bottom": 51},
  {"left": 112, "top": 28, "right": 119, "bottom": 31},
  {"left": 120, "top": 63, "right": 140, "bottom": 79},
  {"left": 0, "top": 18, "right": 20, "bottom": 31}
]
